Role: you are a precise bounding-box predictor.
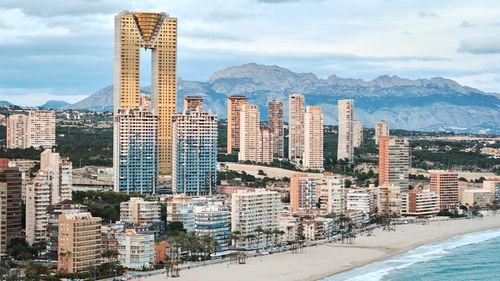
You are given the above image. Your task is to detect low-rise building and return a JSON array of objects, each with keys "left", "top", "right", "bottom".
[
  {"left": 377, "top": 184, "right": 401, "bottom": 216},
  {"left": 120, "top": 197, "right": 161, "bottom": 225},
  {"left": 401, "top": 189, "right": 440, "bottom": 217},
  {"left": 117, "top": 229, "right": 155, "bottom": 270},
  {"left": 483, "top": 178, "right": 500, "bottom": 201},
  {"left": 462, "top": 189, "right": 492, "bottom": 208}
]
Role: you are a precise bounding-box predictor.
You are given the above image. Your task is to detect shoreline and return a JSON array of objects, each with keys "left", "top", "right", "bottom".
[{"left": 142, "top": 215, "right": 500, "bottom": 281}]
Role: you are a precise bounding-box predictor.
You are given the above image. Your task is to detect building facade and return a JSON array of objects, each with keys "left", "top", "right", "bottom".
[
  {"left": 57, "top": 213, "right": 102, "bottom": 273},
  {"left": 117, "top": 229, "right": 155, "bottom": 269},
  {"left": 483, "top": 178, "right": 500, "bottom": 201},
  {"left": 27, "top": 110, "right": 56, "bottom": 149},
  {"left": 120, "top": 197, "right": 161, "bottom": 225},
  {"left": 319, "top": 173, "right": 345, "bottom": 215},
  {"left": 227, "top": 96, "right": 247, "bottom": 154},
  {"left": 268, "top": 99, "right": 284, "bottom": 158},
  {"left": 6, "top": 114, "right": 28, "bottom": 149},
  {"left": 303, "top": 106, "right": 323, "bottom": 170},
  {"left": 239, "top": 104, "right": 262, "bottom": 162},
  {"left": 401, "top": 189, "right": 440, "bottom": 217},
  {"left": 290, "top": 174, "right": 318, "bottom": 213},
  {"left": 377, "top": 184, "right": 402, "bottom": 216},
  {"left": 462, "top": 189, "right": 491, "bottom": 208},
  {"left": 337, "top": 99, "right": 354, "bottom": 162},
  {"left": 352, "top": 121, "right": 363, "bottom": 148},
  {"left": 114, "top": 109, "right": 158, "bottom": 194},
  {"left": 375, "top": 121, "right": 389, "bottom": 146},
  {"left": 183, "top": 96, "right": 203, "bottom": 113},
  {"left": 195, "top": 205, "right": 231, "bottom": 251},
  {"left": 114, "top": 11, "right": 177, "bottom": 175},
  {"left": 429, "top": 170, "right": 459, "bottom": 209},
  {"left": 172, "top": 107, "right": 218, "bottom": 195},
  {"left": 289, "top": 94, "right": 305, "bottom": 163},
  {"left": 0, "top": 159, "right": 22, "bottom": 253},
  {"left": 378, "top": 136, "right": 410, "bottom": 193}
]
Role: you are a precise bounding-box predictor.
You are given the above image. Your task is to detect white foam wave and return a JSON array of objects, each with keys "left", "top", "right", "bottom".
[{"left": 323, "top": 227, "right": 500, "bottom": 281}]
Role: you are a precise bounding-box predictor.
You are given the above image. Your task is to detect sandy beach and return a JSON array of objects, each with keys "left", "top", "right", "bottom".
[{"left": 141, "top": 214, "right": 500, "bottom": 281}]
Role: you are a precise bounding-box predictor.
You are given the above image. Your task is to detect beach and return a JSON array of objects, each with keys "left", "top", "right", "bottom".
[{"left": 141, "top": 214, "right": 500, "bottom": 281}]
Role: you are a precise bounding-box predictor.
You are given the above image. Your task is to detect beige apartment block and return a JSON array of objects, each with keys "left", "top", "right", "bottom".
[
  {"left": 303, "top": 106, "right": 323, "bottom": 170},
  {"left": 352, "top": 121, "right": 363, "bottom": 148},
  {"left": 375, "top": 121, "right": 389, "bottom": 146},
  {"left": 183, "top": 96, "right": 204, "bottom": 112},
  {"left": 27, "top": 110, "right": 56, "bottom": 149},
  {"left": 429, "top": 170, "right": 459, "bottom": 209},
  {"left": 120, "top": 197, "right": 161, "bottom": 225},
  {"left": 239, "top": 104, "right": 262, "bottom": 162},
  {"left": 6, "top": 114, "right": 28, "bottom": 149},
  {"left": 337, "top": 99, "right": 354, "bottom": 163},
  {"left": 227, "top": 96, "right": 247, "bottom": 154},
  {"left": 289, "top": 94, "right": 305, "bottom": 162},
  {"left": 268, "top": 99, "right": 284, "bottom": 158},
  {"left": 377, "top": 184, "right": 402, "bottom": 216}
]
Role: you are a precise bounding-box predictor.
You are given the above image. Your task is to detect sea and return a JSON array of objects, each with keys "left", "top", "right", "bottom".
[{"left": 322, "top": 228, "right": 500, "bottom": 281}]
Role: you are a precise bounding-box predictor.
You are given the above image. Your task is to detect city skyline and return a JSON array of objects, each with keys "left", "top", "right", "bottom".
[{"left": 2, "top": 1, "right": 500, "bottom": 105}]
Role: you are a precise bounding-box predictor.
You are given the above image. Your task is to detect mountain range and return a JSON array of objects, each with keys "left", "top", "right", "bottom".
[{"left": 61, "top": 63, "right": 499, "bottom": 134}]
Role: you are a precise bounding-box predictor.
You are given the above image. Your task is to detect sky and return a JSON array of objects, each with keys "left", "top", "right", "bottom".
[{"left": 1, "top": 0, "right": 500, "bottom": 106}]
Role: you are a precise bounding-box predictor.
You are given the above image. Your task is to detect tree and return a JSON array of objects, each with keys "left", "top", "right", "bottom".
[
  {"left": 254, "top": 227, "right": 264, "bottom": 250},
  {"left": 264, "top": 229, "right": 273, "bottom": 248},
  {"left": 24, "top": 262, "right": 50, "bottom": 281},
  {"left": 228, "top": 231, "right": 241, "bottom": 249}
]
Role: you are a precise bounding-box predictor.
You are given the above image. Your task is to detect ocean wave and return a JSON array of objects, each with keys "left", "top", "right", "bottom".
[{"left": 323, "top": 228, "right": 500, "bottom": 281}]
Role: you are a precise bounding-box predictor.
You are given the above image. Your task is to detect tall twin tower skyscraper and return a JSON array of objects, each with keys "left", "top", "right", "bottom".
[{"left": 113, "top": 11, "right": 177, "bottom": 193}]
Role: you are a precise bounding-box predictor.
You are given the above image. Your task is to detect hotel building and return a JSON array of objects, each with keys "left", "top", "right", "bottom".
[
  {"left": 337, "top": 99, "right": 354, "bottom": 162},
  {"left": 27, "top": 110, "right": 56, "bottom": 149},
  {"left": 120, "top": 197, "right": 161, "bottom": 225},
  {"left": 239, "top": 104, "right": 262, "bottom": 162},
  {"left": 195, "top": 205, "right": 231, "bottom": 251},
  {"left": 290, "top": 173, "right": 318, "bottom": 213},
  {"left": 6, "top": 114, "right": 28, "bottom": 149},
  {"left": 231, "top": 189, "right": 280, "bottom": 249},
  {"left": 57, "top": 212, "right": 102, "bottom": 273},
  {"left": 114, "top": 11, "right": 177, "bottom": 175},
  {"left": 401, "top": 189, "right": 440, "bottom": 217},
  {"left": 375, "top": 121, "right": 389, "bottom": 146},
  {"left": 429, "top": 170, "right": 459, "bottom": 209},
  {"left": 379, "top": 136, "right": 410, "bottom": 193},
  {"left": 377, "top": 184, "right": 402, "bottom": 216},
  {"left": 118, "top": 229, "right": 155, "bottom": 269},
  {"left": 172, "top": 99, "right": 218, "bottom": 195},
  {"left": 227, "top": 96, "right": 247, "bottom": 154},
  {"left": 319, "top": 173, "right": 345, "bottom": 215},
  {"left": 289, "top": 94, "right": 305, "bottom": 163},
  {"left": 268, "top": 99, "right": 284, "bottom": 158},
  {"left": 0, "top": 159, "right": 22, "bottom": 253},
  {"left": 303, "top": 106, "right": 323, "bottom": 170}
]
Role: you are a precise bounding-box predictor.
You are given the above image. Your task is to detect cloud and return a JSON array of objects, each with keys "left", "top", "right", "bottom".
[
  {"left": 0, "top": 0, "right": 123, "bottom": 17},
  {"left": 458, "top": 37, "right": 500, "bottom": 54},
  {"left": 459, "top": 21, "right": 473, "bottom": 28},
  {"left": 255, "top": 0, "right": 323, "bottom": 3},
  {"left": 418, "top": 11, "right": 439, "bottom": 18}
]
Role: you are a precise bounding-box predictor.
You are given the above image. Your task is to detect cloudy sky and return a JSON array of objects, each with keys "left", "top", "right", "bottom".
[{"left": 1, "top": 0, "right": 500, "bottom": 106}]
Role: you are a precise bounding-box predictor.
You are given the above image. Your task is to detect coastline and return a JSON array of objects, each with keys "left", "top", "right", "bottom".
[{"left": 142, "top": 214, "right": 500, "bottom": 281}]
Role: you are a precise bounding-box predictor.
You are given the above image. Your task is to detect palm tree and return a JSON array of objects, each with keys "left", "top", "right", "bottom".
[
  {"left": 264, "top": 229, "right": 273, "bottom": 248},
  {"left": 255, "top": 226, "right": 264, "bottom": 249},
  {"left": 245, "top": 234, "right": 256, "bottom": 249},
  {"left": 228, "top": 230, "right": 241, "bottom": 249},
  {"left": 272, "top": 229, "right": 280, "bottom": 245}
]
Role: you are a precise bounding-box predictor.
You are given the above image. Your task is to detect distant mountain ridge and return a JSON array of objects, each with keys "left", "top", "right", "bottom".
[
  {"left": 40, "top": 100, "right": 70, "bottom": 109},
  {"left": 65, "top": 63, "right": 500, "bottom": 134}
]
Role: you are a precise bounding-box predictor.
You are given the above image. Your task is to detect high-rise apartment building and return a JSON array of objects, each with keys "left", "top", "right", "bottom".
[
  {"left": 6, "top": 114, "right": 28, "bottom": 149},
  {"left": 57, "top": 212, "right": 102, "bottom": 273},
  {"left": 268, "top": 100, "right": 284, "bottom": 158},
  {"left": 46, "top": 200, "right": 88, "bottom": 260},
  {"left": 346, "top": 189, "right": 372, "bottom": 214},
  {"left": 118, "top": 229, "right": 155, "bottom": 269},
  {"left": 114, "top": 109, "right": 158, "bottom": 194},
  {"left": 303, "top": 106, "right": 323, "bottom": 170},
  {"left": 27, "top": 110, "right": 56, "bottom": 149},
  {"left": 352, "top": 121, "right": 363, "bottom": 148},
  {"left": 114, "top": 11, "right": 177, "bottom": 175},
  {"left": 429, "top": 170, "right": 459, "bottom": 209},
  {"left": 184, "top": 96, "right": 204, "bottom": 113},
  {"left": 290, "top": 173, "right": 318, "bottom": 212},
  {"left": 375, "top": 121, "right": 389, "bottom": 146},
  {"left": 260, "top": 128, "right": 273, "bottom": 164},
  {"left": 172, "top": 100, "right": 218, "bottom": 195},
  {"left": 120, "top": 197, "right": 161, "bottom": 225},
  {"left": 41, "top": 149, "right": 72, "bottom": 204},
  {"left": 378, "top": 136, "right": 410, "bottom": 193},
  {"left": 239, "top": 104, "right": 262, "bottom": 162},
  {"left": 337, "top": 99, "right": 354, "bottom": 162},
  {"left": 319, "top": 173, "right": 345, "bottom": 215},
  {"left": 401, "top": 189, "right": 439, "bottom": 216},
  {"left": 0, "top": 159, "right": 22, "bottom": 253},
  {"left": 227, "top": 96, "right": 247, "bottom": 154},
  {"left": 377, "top": 184, "right": 402, "bottom": 216},
  {"left": 289, "top": 94, "right": 305, "bottom": 162},
  {"left": 231, "top": 189, "right": 280, "bottom": 249}
]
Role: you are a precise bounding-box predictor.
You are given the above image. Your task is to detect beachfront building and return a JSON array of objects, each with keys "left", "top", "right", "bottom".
[
  {"left": 375, "top": 121, "right": 389, "bottom": 146},
  {"left": 0, "top": 159, "right": 22, "bottom": 253},
  {"left": 430, "top": 170, "right": 459, "bottom": 209},
  {"left": 195, "top": 205, "right": 231, "bottom": 251},
  {"left": 166, "top": 197, "right": 196, "bottom": 232},
  {"left": 172, "top": 102, "right": 218, "bottom": 195},
  {"left": 483, "top": 178, "right": 500, "bottom": 201},
  {"left": 117, "top": 229, "right": 155, "bottom": 270},
  {"left": 239, "top": 104, "right": 262, "bottom": 163},
  {"left": 303, "top": 106, "right": 323, "bottom": 170},
  {"left": 377, "top": 184, "right": 402, "bottom": 216},
  {"left": 231, "top": 189, "right": 280, "bottom": 249},
  {"left": 401, "top": 189, "right": 440, "bottom": 217},
  {"left": 289, "top": 94, "right": 305, "bottom": 163},
  {"left": 57, "top": 212, "right": 102, "bottom": 273},
  {"left": 27, "top": 110, "right": 56, "bottom": 149},
  {"left": 379, "top": 136, "right": 410, "bottom": 193},
  {"left": 227, "top": 96, "right": 247, "bottom": 154},
  {"left": 352, "top": 121, "right": 363, "bottom": 148},
  {"left": 290, "top": 173, "right": 318, "bottom": 213},
  {"left": 6, "top": 114, "right": 28, "bottom": 149},
  {"left": 114, "top": 109, "right": 158, "bottom": 194},
  {"left": 268, "top": 99, "right": 284, "bottom": 158},
  {"left": 319, "top": 173, "right": 345, "bottom": 215},
  {"left": 120, "top": 197, "right": 161, "bottom": 225},
  {"left": 346, "top": 189, "right": 372, "bottom": 214},
  {"left": 462, "top": 189, "right": 492, "bottom": 208},
  {"left": 337, "top": 99, "right": 354, "bottom": 163}
]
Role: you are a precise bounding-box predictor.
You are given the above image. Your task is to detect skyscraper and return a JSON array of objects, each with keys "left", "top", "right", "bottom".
[
  {"left": 260, "top": 128, "right": 273, "bottom": 164},
  {"left": 303, "top": 106, "right": 323, "bottom": 170},
  {"left": 114, "top": 11, "right": 177, "bottom": 175},
  {"left": 239, "top": 104, "right": 261, "bottom": 162},
  {"left": 6, "top": 114, "right": 28, "bottom": 149},
  {"left": 227, "top": 96, "right": 247, "bottom": 154},
  {"left": 0, "top": 159, "right": 22, "bottom": 253},
  {"left": 27, "top": 110, "right": 56, "bottom": 149},
  {"left": 268, "top": 99, "right": 284, "bottom": 158},
  {"left": 337, "top": 99, "right": 354, "bottom": 163},
  {"left": 375, "top": 121, "right": 389, "bottom": 146},
  {"left": 114, "top": 109, "right": 158, "bottom": 194},
  {"left": 378, "top": 136, "right": 410, "bottom": 193},
  {"left": 352, "top": 121, "right": 363, "bottom": 148},
  {"left": 429, "top": 170, "right": 459, "bottom": 209},
  {"left": 289, "top": 94, "right": 305, "bottom": 162},
  {"left": 172, "top": 99, "right": 218, "bottom": 196}
]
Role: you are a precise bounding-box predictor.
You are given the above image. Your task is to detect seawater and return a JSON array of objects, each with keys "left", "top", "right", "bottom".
[{"left": 322, "top": 227, "right": 500, "bottom": 281}]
